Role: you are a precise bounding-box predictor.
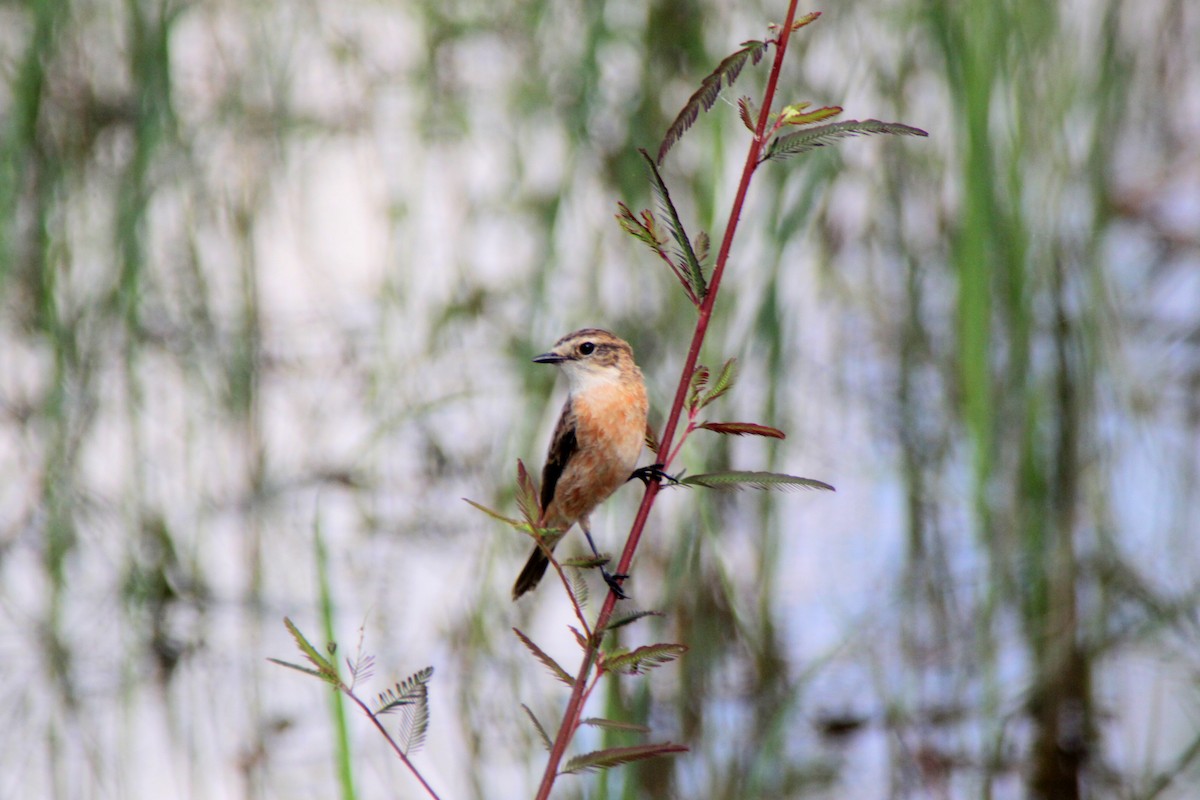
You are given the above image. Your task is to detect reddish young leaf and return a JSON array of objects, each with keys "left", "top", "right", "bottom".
[
  {"left": 737, "top": 96, "right": 758, "bottom": 133},
  {"left": 791, "top": 11, "right": 821, "bottom": 31},
  {"left": 778, "top": 104, "right": 842, "bottom": 126},
  {"left": 569, "top": 626, "right": 590, "bottom": 650},
  {"left": 516, "top": 458, "right": 541, "bottom": 525},
  {"left": 657, "top": 39, "right": 769, "bottom": 164},
  {"left": 699, "top": 421, "right": 786, "bottom": 439}
]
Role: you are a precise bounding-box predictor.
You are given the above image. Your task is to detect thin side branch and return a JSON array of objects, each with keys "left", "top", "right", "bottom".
[{"left": 347, "top": 690, "right": 444, "bottom": 800}]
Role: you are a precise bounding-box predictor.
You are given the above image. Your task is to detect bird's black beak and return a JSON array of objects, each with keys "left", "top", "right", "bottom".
[{"left": 533, "top": 352, "right": 567, "bottom": 364}]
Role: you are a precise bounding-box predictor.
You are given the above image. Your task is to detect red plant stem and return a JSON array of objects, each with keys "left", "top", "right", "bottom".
[
  {"left": 621, "top": 0, "right": 801, "bottom": 602},
  {"left": 533, "top": 3, "right": 801, "bottom": 796}
]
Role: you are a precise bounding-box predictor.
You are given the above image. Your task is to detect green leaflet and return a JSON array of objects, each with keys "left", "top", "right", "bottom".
[
  {"left": 640, "top": 149, "right": 707, "bottom": 303},
  {"left": 580, "top": 717, "right": 651, "bottom": 734},
  {"left": 461, "top": 497, "right": 524, "bottom": 528},
  {"left": 272, "top": 617, "right": 340, "bottom": 685},
  {"left": 699, "top": 358, "right": 737, "bottom": 408},
  {"left": 776, "top": 103, "right": 843, "bottom": 126},
  {"left": 604, "top": 643, "right": 688, "bottom": 675},
  {"left": 763, "top": 119, "right": 929, "bottom": 162},
  {"left": 522, "top": 704, "right": 553, "bottom": 752},
  {"left": 678, "top": 471, "right": 835, "bottom": 492},
  {"left": 561, "top": 554, "right": 611, "bottom": 569},
  {"left": 603, "top": 609, "right": 665, "bottom": 634},
  {"left": 562, "top": 742, "right": 689, "bottom": 774}
]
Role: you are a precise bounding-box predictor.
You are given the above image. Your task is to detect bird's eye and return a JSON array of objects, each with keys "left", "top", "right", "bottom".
[{"left": 579, "top": 342, "right": 595, "bottom": 356}]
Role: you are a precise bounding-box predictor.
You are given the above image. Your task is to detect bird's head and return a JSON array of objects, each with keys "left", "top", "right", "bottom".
[{"left": 533, "top": 328, "right": 638, "bottom": 392}]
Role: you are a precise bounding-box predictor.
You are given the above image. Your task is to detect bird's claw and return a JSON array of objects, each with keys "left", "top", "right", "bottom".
[
  {"left": 601, "top": 568, "right": 630, "bottom": 600},
  {"left": 629, "top": 463, "right": 680, "bottom": 486}
]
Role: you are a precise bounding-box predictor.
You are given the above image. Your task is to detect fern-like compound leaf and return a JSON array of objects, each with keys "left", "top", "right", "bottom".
[
  {"left": 658, "top": 39, "right": 769, "bottom": 164},
  {"left": 699, "top": 421, "right": 786, "bottom": 439},
  {"left": 515, "top": 458, "right": 540, "bottom": 526},
  {"left": 678, "top": 471, "right": 835, "bottom": 492},
  {"left": 562, "top": 742, "right": 689, "bottom": 774},
  {"left": 688, "top": 365, "right": 711, "bottom": 411},
  {"left": 561, "top": 554, "right": 611, "bottom": 569},
  {"left": 581, "top": 717, "right": 651, "bottom": 734},
  {"left": 278, "top": 617, "right": 340, "bottom": 685},
  {"left": 570, "top": 567, "right": 590, "bottom": 610},
  {"left": 347, "top": 652, "right": 375, "bottom": 687},
  {"left": 777, "top": 104, "right": 842, "bottom": 126},
  {"left": 374, "top": 666, "right": 434, "bottom": 755},
  {"left": 603, "top": 643, "right": 688, "bottom": 675},
  {"left": 640, "top": 149, "right": 706, "bottom": 303},
  {"left": 763, "top": 119, "right": 928, "bottom": 162},
  {"left": 602, "top": 609, "right": 664, "bottom": 634},
  {"left": 513, "top": 628, "right": 574, "bottom": 686},
  {"left": 737, "top": 96, "right": 758, "bottom": 133},
  {"left": 698, "top": 358, "right": 737, "bottom": 408},
  {"left": 790, "top": 11, "right": 822, "bottom": 31},
  {"left": 267, "top": 657, "right": 328, "bottom": 681},
  {"left": 569, "top": 626, "right": 590, "bottom": 650},
  {"left": 615, "top": 202, "right": 663, "bottom": 248},
  {"left": 462, "top": 498, "right": 524, "bottom": 528},
  {"left": 522, "top": 704, "right": 553, "bottom": 751}
]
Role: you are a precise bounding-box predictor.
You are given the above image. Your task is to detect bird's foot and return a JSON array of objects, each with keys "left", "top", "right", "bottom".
[
  {"left": 601, "top": 568, "right": 630, "bottom": 600},
  {"left": 629, "top": 463, "right": 680, "bottom": 486}
]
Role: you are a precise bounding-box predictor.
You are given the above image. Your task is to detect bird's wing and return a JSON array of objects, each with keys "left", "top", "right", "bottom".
[{"left": 540, "top": 399, "right": 577, "bottom": 519}]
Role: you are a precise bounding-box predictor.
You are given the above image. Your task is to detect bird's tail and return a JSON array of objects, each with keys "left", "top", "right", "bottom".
[{"left": 512, "top": 544, "right": 554, "bottom": 600}]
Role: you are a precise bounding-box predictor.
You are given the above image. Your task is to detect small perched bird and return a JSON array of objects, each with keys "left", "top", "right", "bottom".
[{"left": 512, "top": 328, "right": 649, "bottom": 600}]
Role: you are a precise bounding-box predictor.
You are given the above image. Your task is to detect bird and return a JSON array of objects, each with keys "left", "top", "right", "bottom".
[{"left": 512, "top": 328, "right": 649, "bottom": 600}]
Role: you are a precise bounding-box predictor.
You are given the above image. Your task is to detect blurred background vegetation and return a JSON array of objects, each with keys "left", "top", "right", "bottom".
[{"left": 2, "top": 0, "right": 1198, "bottom": 798}]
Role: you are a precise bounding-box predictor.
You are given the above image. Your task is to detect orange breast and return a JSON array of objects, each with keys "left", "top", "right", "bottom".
[{"left": 543, "top": 379, "right": 648, "bottom": 527}]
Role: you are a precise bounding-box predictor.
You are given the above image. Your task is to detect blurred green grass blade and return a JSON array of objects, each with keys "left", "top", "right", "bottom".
[{"left": 314, "top": 515, "right": 357, "bottom": 800}]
